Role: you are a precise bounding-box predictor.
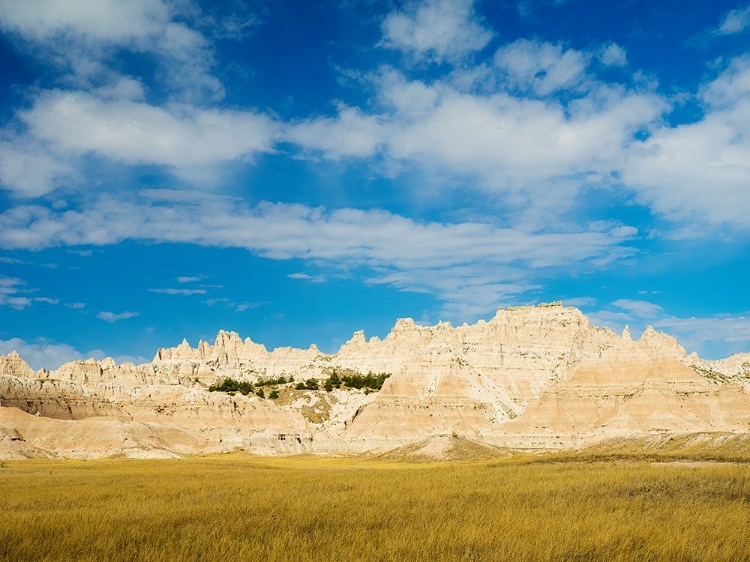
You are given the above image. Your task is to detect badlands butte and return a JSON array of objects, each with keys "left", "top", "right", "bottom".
[{"left": 2, "top": 302, "right": 750, "bottom": 459}]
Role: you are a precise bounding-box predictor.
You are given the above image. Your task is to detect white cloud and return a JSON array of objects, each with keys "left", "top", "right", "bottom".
[
  {"left": 622, "top": 56, "right": 750, "bottom": 228},
  {"left": 612, "top": 298, "right": 664, "bottom": 317},
  {"left": 176, "top": 275, "right": 205, "bottom": 283},
  {"left": 655, "top": 314, "right": 750, "bottom": 357},
  {"left": 0, "top": 0, "right": 223, "bottom": 101},
  {"left": 97, "top": 310, "right": 139, "bottom": 322},
  {"left": 564, "top": 297, "right": 597, "bottom": 307},
  {"left": 110, "top": 353, "right": 151, "bottom": 366},
  {"left": 598, "top": 43, "right": 628, "bottom": 67},
  {"left": 700, "top": 54, "right": 750, "bottom": 108},
  {"left": 0, "top": 337, "right": 85, "bottom": 370},
  {"left": 288, "top": 272, "right": 326, "bottom": 283},
  {"left": 0, "top": 193, "right": 638, "bottom": 320},
  {"left": 589, "top": 300, "right": 750, "bottom": 359},
  {"left": 715, "top": 4, "right": 750, "bottom": 35},
  {"left": 380, "top": 0, "right": 493, "bottom": 63},
  {"left": 289, "top": 64, "right": 664, "bottom": 227},
  {"left": 18, "top": 91, "right": 278, "bottom": 185},
  {"left": 0, "top": 276, "right": 32, "bottom": 309},
  {"left": 285, "top": 104, "right": 385, "bottom": 160},
  {"left": 0, "top": 0, "right": 168, "bottom": 43},
  {"left": 0, "top": 337, "right": 150, "bottom": 370},
  {"left": 0, "top": 140, "right": 76, "bottom": 197},
  {"left": 288, "top": 46, "right": 750, "bottom": 233},
  {"left": 494, "top": 39, "right": 589, "bottom": 95},
  {"left": 33, "top": 297, "right": 60, "bottom": 305},
  {"left": 148, "top": 288, "right": 207, "bottom": 295}
]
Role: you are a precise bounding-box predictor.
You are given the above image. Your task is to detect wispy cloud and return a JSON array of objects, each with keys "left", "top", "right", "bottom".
[
  {"left": 97, "top": 310, "right": 139, "bottom": 322},
  {"left": 612, "top": 298, "right": 664, "bottom": 318},
  {"left": 589, "top": 300, "right": 750, "bottom": 359},
  {"left": 564, "top": 297, "right": 597, "bottom": 307},
  {"left": 0, "top": 276, "right": 32, "bottom": 309},
  {"left": 148, "top": 288, "right": 208, "bottom": 295},
  {"left": 236, "top": 302, "right": 262, "bottom": 312},
  {"left": 176, "top": 275, "right": 206, "bottom": 283},
  {"left": 0, "top": 194, "right": 638, "bottom": 319},
  {"left": 288, "top": 272, "right": 326, "bottom": 283},
  {"left": 714, "top": 4, "right": 750, "bottom": 35}
]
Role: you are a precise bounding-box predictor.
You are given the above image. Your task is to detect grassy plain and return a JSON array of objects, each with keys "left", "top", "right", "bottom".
[{"left": 1, "top": 449, "right": 749, "bottom": 562}]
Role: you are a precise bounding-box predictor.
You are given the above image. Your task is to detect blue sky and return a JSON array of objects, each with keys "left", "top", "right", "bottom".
[{"left": 0, "top": 0, "right": 749, "bottom": 369}]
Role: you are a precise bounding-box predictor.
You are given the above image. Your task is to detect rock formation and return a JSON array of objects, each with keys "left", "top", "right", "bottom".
[{"left": 1, "top": 302, "right": 749, "bottom": 458}]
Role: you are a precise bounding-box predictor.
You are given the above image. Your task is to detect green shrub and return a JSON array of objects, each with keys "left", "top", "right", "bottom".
[
  {"left": 208, "top": 378, "right": 254, "bottom": 395},
  {"left": 268, "top": 389, "right": 280, "bottom": 400},
  {"left": 322, "top": 370, "right": 390, "bottom": 392},
  {"left": 255, "top": 376, "right": 289, "bottom": 387}
]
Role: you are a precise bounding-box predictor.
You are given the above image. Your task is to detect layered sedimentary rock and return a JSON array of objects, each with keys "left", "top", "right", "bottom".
[
  {"left": 500, "top": 327, "right": 750, "bottom": 448},
  {"left": 1, "top": 302, "right": 749, "bottom": 458}
]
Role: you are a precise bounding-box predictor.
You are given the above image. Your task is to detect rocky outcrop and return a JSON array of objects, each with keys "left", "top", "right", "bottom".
[{"left": 1, "top": 302, "right": 750, "bottom": 458}]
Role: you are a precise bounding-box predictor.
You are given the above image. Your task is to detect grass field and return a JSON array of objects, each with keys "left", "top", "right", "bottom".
[{"left": 1, "top": 450, "right": 749, "bottom": 561}]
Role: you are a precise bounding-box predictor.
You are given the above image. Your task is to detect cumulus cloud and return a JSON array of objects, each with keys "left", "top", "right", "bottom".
[
  {"left": 287, "top": 45, "right": 750, "bottom": 233},
  {"left": 379, "top": 0, "right": 493, "bottom": 63},
  {"left": 17, "top": 91, "right": 278, "bottom": 185},
  {"left": 622, "top": 56, "right": 750, "bottom": 229},
  {"left": 288, "top": 60, "right": 665, "bottom": 225},
  {"left": 494, "top": 39, "right": 590, "bottom": 95},
  {"left": 0, "top": 337, "right": 150, "bottom": 370},
  {"left": 97, "top": 310, "right": 139, "bottom": 322},
  {"left": 0, "top": 337, "right": 85, "bottom": 370},
  {"left": 0, "top": 140, "right": 76, "bottom": 197}
]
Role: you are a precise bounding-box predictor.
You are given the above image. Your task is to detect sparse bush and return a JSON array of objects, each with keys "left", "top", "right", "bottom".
[
  {"left": 268, "top": 389, "right": 279, "bottom": 400},
  {"left": 256, "top": 388, "right": 265, "bottom": 399}
]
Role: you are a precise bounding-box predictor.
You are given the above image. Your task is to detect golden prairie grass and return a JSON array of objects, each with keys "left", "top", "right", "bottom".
[{"left": 1, "top": 452, "right": 749, "bottom": 562}]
